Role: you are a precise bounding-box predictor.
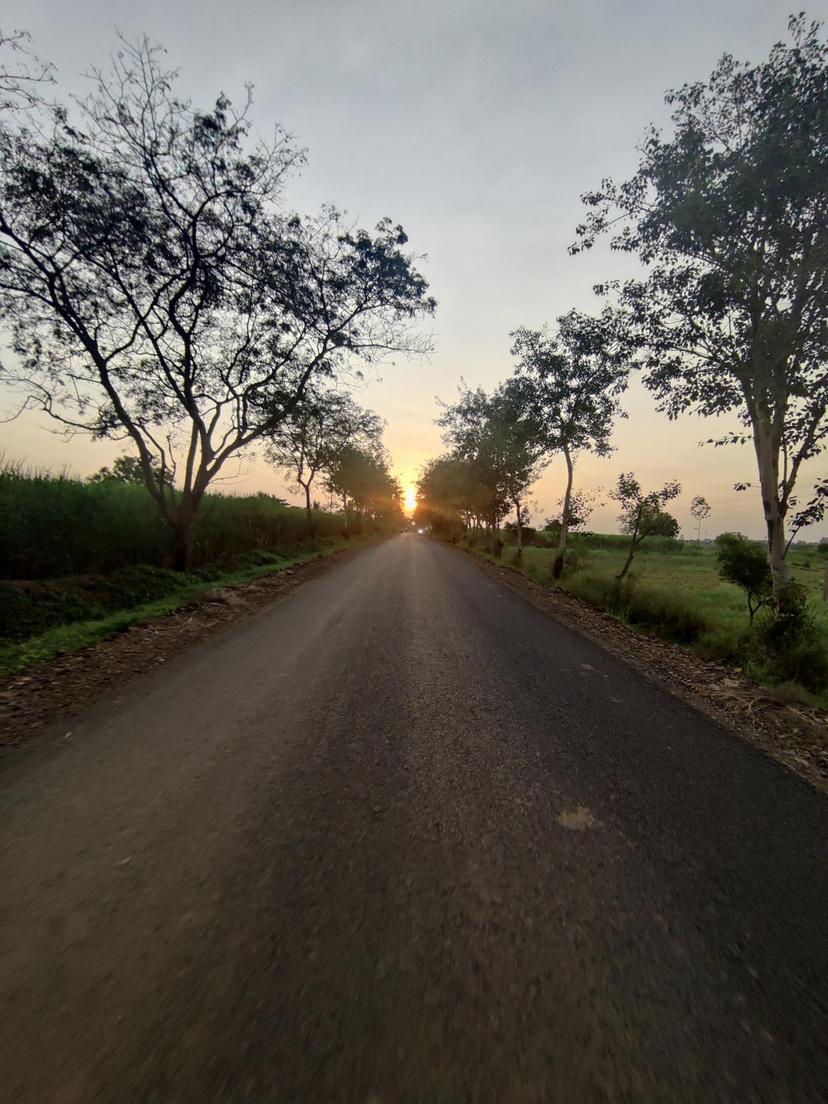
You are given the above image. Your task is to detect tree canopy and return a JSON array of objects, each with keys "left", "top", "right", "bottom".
[
  {"left": 573, "top": 15, "right": 828, "bottom": 607},
  {"left": 437, "top": 379, "right": 545, "bottom": 550},
  {"left": 0, "top": 37, "right": 434, "bottom": 565},
  {"left": 511, "top": 309, "right": 627, "bottom": 575},
  {"left": 266, "top": 388, "right": 383, "bottom": 536}
]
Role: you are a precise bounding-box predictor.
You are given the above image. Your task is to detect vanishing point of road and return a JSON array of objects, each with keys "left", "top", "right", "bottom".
[{"left": 1, "top": 535, "right": 826, "bottom": 1102}]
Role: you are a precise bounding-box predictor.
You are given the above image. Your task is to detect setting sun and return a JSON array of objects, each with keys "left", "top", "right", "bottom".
[{"left": 404, "top": 486, "right": 417, "bottom": 514}]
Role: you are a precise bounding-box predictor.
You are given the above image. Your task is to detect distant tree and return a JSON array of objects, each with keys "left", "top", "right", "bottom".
[
  {"left": 610, "top": 472, "right": 681, "bottom": 581},
  {"left": 325, "top": 444, "right": 401, "bottom": 530},
  {"left": 573, "top": 16, "right": 828, "bottom": 613},
  {"left": 265, "top": 390, "right": 383, "bottom": 537},
  {"left": 415, "top": 454, "right": 486, "bottom": 537},
  {"left": 715, "top": 532, "right": 773, "bottom": 623},
  {"left": 88, "top": 453, "right": 170, "bottom": 488},
  {"left": 438, "top": 380, "right": 544, "bottom": 554},
  {"left": 0, "top": 38, "right": 434, "bottom": 567},
  {"left": 511, "top": 309, "right": 627, "bottom": 577},
  {"left": 690, "top": 495, "right": 712, "bottom": 543}
]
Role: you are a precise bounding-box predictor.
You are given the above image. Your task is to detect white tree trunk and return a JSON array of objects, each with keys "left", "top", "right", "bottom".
[{"left": 753, "top": 413, "right": 789, "bottom": 606}]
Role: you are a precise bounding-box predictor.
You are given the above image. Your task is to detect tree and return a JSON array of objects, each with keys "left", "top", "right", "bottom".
[
  {"left": 88, "top": 453, "right": 171, "bottom": 488},
  {"left": 324, "top": 444, "right": 401, "bottom": 530},
  {"left": 689, "top": 495, "right": 712, "bottom": 543},
  {"left": 573, "top": 15, "right": 828, "bottom": 612},
  {"left": 511, "top": 309, "right": 627, "bottom": 577},
  {"left": 786, "top": 477, "right": 828, "bottom": 551},
  {"left": 265, "top": 389, "right": 382, "bottom": 537},
  {"left": 610, "top": 472, "right": 681, "bottom": 580},
  {"left": 0, "top": 28, "right": 54, "bottom": 110},
  {"left": 0, "top": 38, "right": 434, "bottom": 567},
  {"left": 415, "top": 454, "right": 486, "bottom": 537},
  {"left": 437, "top": 380, "right": 545, "bottom": 554},
  {"left": 715, "top": 532, "right": 772, "bottom": 623}
]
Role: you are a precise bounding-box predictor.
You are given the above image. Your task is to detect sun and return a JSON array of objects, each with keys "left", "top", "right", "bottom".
[{"left": 404, "top": 486, "right": 417, "bottom": 514}]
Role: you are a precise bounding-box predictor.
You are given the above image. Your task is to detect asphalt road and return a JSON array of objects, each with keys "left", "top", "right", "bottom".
[{"left": 1, "top": 535, "right": 826, "bottom": 1103}]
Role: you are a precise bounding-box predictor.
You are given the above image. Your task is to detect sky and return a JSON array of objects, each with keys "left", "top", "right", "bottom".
[{"left": 2, "top": 0, "right": 826, "bottom": 539}]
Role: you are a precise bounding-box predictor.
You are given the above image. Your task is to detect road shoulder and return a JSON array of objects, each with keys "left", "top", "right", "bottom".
[
  {"left": 463, "top": 547, "right": 827, "bottom": 795},
  {"left": 0, "top": 539, "right": 382, "bottom": 747}
]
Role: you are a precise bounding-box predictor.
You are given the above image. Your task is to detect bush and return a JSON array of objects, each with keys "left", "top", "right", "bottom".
[
  {"left": 714, "top": 532, "right": 772, "bottom": 622},
  {"left": 0, "top": 581, "right": 108, "bottom": 642},
  {"left": 0, "top": 566, "right": 196, "bottom": 642},
  {"left": 750, "top": 583, "right": 828, "bottom": 692}
]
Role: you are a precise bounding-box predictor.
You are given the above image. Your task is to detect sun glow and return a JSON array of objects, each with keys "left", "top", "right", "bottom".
[{"left": 404, "top": 486, "right": 417, "bottom": 514}]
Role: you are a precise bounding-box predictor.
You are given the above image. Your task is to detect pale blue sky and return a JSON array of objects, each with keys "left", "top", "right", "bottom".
[{"left": 2, "top": 0, "right": 825, "bottom": 538}]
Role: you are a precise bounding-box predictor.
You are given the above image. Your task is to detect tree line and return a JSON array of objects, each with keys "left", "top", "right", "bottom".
[
  {"left": 0, "top": 32, "right": 431, "bottom": 566},
  {"left": 417, "top": 14, "right": 827, "bottom": 627}
]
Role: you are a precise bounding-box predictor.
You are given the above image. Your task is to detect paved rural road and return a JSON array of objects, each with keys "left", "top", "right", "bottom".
[{"left": 1, "top": 536, "right": 826, "bottom": 1103}]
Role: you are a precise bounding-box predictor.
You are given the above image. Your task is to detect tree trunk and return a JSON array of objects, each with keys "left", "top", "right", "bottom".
[
  {"left": 617, "top": 541, "right": 636, "bottom": 582},
  {"left": 304, "top": 483, "right": 315, "bottom": 538},
  {"left": 552, "top": 447, "right": 574, "bottom": 580},
  {"left": 753, "top": 413, "right": 789, "bottom": 610},
  {"left": 514, "top": 498, "right": 523, "bottom": 558},
  {"left": 170, "top": 510, "right": 195, "bottom": 572},
  {"left": 165, "top": 489, "right": 204, "bottom": 572},
  {"left": 616, "top": 506, "right": 640, "bottom": 582},
  {"left": 491, "top": 512, "right": 502, "bottom": 557}
]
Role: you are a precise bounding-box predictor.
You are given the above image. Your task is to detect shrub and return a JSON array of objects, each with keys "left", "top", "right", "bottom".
[
  {"left": 714, "top": 532, "right": 772, "bottom": 622},
  {"left": 750, "top": 583, "right": 828, "bottom": 692}
]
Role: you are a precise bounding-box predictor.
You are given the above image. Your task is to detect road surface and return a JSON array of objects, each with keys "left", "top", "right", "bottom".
[{"left": 1, "top": 535, "right": 826, "bottom": 1102}]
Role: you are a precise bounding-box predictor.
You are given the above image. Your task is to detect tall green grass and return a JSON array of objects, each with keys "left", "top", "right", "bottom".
[{"left": 1, "top": 463, "right": 349, "bottom": 579}]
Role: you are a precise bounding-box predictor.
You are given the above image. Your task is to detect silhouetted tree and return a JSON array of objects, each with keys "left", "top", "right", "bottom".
[
  {"left": 325, "top": 444, "right": 401, "bottom": 530},
  {"left": 438, "top": 381, "right": 544, "bottom": 555},
  {"left": 415, "top": 454, "right": 487, "bottom": 537},
  {"left": 266, "top": 390, "right": 383, "bottom": 537},
  {"left": 88, "top": 453, "right": 171, "bottom": 489},
  {"left": 0, "top": 38, "right": 434, "bottom": 567},
  {"left": 0, "top": 28, "right": 54, "bottom": 110},
  {"left": 574, "top": 16, "right": 828, "bottom": 612}
]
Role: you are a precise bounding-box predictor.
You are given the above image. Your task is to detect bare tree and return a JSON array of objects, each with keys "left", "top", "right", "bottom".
[
  {"left": 689, "top": 495, "right": 711, "bottom": 543},
  {"left": 0, "top": 28, "right": 54, "bottom": 110}
]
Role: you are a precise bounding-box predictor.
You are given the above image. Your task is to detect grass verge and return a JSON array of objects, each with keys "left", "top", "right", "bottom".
[
  {"left": 465, "top": 541, "right": 828, "bottom": 708},
  {"left": 0, "top": 537, "right": 363, "bottom": 676}
]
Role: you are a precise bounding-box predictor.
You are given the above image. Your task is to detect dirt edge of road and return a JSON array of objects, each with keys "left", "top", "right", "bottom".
[
  {"left": 0, "top": 540, "right": 382, "bottom": 748},
  {"left": 466, "top": 549, "right": 828, "bottom": 795}
]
